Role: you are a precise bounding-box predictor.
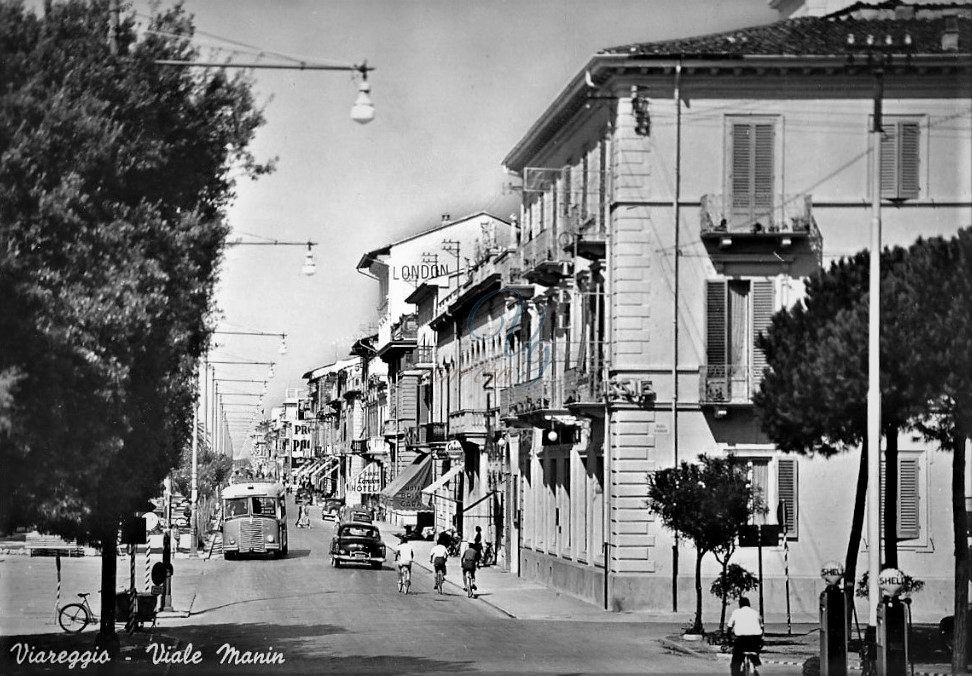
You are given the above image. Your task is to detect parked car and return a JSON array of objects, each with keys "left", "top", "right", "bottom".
[
  {"left": 320, "top": 497, "right": 345, "bottom": 521},
  {"left": 940, "top": 605, "right": 972, "bottom": 657},
  {"left": 329, "top": 522, "right": 385, "bottom": 568}
]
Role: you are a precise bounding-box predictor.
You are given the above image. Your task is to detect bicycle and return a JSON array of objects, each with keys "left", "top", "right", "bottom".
[
  {"left": 463, "top": 569, "right": 476, "bottom": 598},
  {"left": 480, "top": 541, "right": 495, "bottom": 567},
  {"left": 434, "top": 568, "right": 445, "bottom": 594},
  {"left": 59, "top": 592, "right": 96, "bottom": 633},
  {"left": 397, "top": 564, "right": 411, "bottom": 594},
  {"left": 740, "top": 651, "right": 759, "bottom": 676}
]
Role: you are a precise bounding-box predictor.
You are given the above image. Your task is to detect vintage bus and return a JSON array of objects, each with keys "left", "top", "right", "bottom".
[{"left": 221, "top": 481, "right": 288, "bottom": 559}]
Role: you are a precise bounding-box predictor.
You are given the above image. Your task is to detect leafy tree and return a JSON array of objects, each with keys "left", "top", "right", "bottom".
[
  {"left": 647, "top": 454, "right": 758, "bottom": 634},
  {"left": 0, "top": 0, "right": 268, "bottom": 653},
  {"left": 711, "top": 563, "right": 760, "bottom": 633}
]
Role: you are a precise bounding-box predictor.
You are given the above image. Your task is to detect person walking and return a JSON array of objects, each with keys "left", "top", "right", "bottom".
[{"left": 473, "top": 526, "right": 483, "bottom": 567}]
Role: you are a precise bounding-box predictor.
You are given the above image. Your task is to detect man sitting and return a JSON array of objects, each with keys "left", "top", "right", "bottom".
[{"left": 727, "top": 596, "right": 763, "bottom": 676}]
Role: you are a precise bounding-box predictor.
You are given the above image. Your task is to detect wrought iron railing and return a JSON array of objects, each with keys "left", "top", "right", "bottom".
[
  {"left": 700, "top": 193, "right": 821, "bottom": 240},
  {"left": 391, "top": 314, "right": 418, "bottom": 341},
  {"left": 699, "top": 364, "right": 761, "bottom": 404},
  {"left": 500, "top": 377, "right": 562, "bottom": 418},
  {"left": 448, "top": 408, "right": 489, "bottom": 434}
]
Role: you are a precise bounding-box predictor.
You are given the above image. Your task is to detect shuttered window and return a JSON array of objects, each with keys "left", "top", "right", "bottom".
[
  {"left": 777, "top": 458, "right": 799, "bottom": 539},
  {"left": 706, "top": 279, "right": 776, "bottom": 401},
  {"left": 880, "top": 456, "right": 922, "bottom": 541},
  {"left": 880, "top": 119, "right": 921, "bottom": 201},
  {"left": 729, "top": 120, "right": 776, "bottom": 228}
]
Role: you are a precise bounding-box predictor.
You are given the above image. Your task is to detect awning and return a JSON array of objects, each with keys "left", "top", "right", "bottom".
[
  {"left": 379, "top": 455, "right": 433, "bottom": 510},
  {"left": 294, "top": 459, "right": 323, "bottom": 480},
  {"left": 348, "top": 462, "right": 383, "bottom": 494},
  {"left": 421, "top": 464, "right": 463, "bottom": 498},
  {"left": 310, "top": 457, "right": 339, "bottom": 483}
]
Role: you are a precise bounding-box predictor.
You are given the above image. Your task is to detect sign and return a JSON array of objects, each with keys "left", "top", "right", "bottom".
[
  {"left": 121, "top": 515, "right": 147, "bottom": 545},
  {"left": 291, "top": 423, "right": 312, "bottom": 458},
  {"left": 738, "top": 524, "right": 781, "bottom": 548},
  {"left": 445, "top": 440, "right": 463, "bottom": 458},
  {"left": 151, "top": 584, "right": 165, "bottom": 595},
  {"left": 349, "top": 463, "right": 382, "bottom": 494},
  {"left": 653, "top": 423, "right": 670, "bottom": 435}
]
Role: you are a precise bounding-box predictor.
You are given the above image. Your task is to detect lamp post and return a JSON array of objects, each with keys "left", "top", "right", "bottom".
[
  {"left": 214, "top": 330, "right": 288, "bottom": 355},
  {"left": 225, "top": 240, "right": 320, "bottom": 277},
  {"left": 845, "top": 30, "right": 913, "bottom": 672}
]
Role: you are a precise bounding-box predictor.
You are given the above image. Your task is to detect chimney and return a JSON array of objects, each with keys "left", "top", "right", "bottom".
[{"left": 942, "top": 15, "right": 959, "bottom": 52}]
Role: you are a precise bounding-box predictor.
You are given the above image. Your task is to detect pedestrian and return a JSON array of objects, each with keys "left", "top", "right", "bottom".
[{"left": 473, "top": 526, "right": 483, "bottom": 566}]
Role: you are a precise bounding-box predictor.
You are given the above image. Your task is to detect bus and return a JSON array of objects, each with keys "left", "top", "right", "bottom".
[{"left": 221, "top": 481, "right": 288, "bottom": 559}]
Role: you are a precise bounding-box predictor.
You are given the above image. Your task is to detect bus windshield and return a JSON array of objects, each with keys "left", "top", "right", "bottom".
[{"left": 224, "top": 496, "right": 280, "bottom": 519}]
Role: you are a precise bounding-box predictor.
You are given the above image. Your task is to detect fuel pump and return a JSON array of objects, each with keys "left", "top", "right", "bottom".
[
  {"left": 876, "top": 568, "right": 910, "bottom": 676},
  {"left": 819, "top": 561, "right": 848, "bottom": 676}
]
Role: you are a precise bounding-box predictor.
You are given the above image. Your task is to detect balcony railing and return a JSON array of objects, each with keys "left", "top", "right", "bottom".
[
  {"left": 448, "top": 408, "right": 489, "bottom": 435},
  {"left": 391, "top": 314, "right": 418, "bottom": 342},
  {"left": 413, "top": 345, "right": 434, "bottom": 366},
  {"left": 418, "top": 421, "right": 447, "bottom": 444},
  {"left": 520, "top": 229, "right": 570, "bottom": 285},
  {"left": 383, "top": 420, "right": 399, "bottom": 437},
  {"left": 699, "top": 364, "right": 761, "bottom": 405},
  {"left": 351, "top": 439, "right": 369, "bottom": 454},
  {"left": 562, "top": 367, "right": 603, "bottom": 407},
  {"left": 500, "top": 377, "right": 562, "bottom": 418},
  {"left": 700, "top": 194, "right": 820, "bottom": 237}
]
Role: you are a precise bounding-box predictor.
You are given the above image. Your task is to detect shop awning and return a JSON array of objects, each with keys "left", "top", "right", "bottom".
[
  {"left": 379, "top": 455, "right": 433, "bottom": 510},
  {"left": 310, "top": 457, "right": 339, "bottom": 482},
  {"left": 294, "top": 459, "right": 323, "bottom": 480},
  {"left": 348, "top": 462, "right": 383, "bottom": 494},
  {"left": 421, "top": 464, "right": 463, "bottom": 498}
]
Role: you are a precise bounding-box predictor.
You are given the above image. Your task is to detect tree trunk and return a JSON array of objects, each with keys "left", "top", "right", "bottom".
[
  {"left": 694, "top": 549, "right": 704, "bottom": 633},
  {"left": 845, "top": 440, "right": 869, "bottom": 627},
  {"left": 94, "top": 529, "right": 119, "bottom": 660},
  {"left": 719, "top": 558, "right": 730, "bottom": 632},
  {"left": 951, "top": 428, "right": 969, "bottom": 675},
  {"left": 884, "top": 425, "right": 899, "bottom": 569}
]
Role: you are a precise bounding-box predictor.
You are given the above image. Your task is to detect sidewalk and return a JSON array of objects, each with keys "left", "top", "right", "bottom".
[{"left": 374, "top": 520, "right": 680, "bottom": 624}]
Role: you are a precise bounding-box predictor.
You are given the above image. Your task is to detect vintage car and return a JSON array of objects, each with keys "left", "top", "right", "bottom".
[
  {"left": 320, "top": 497, "right": 345, "bottom": 521},
  {"left": 337, "top": 505, "right": 374, "bottom": 524},
  {"left": 329, "top": 522, "right": 385, "bottom": 568}
]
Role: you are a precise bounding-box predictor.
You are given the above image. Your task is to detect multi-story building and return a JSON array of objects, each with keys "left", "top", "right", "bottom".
[
  {"left": 356, "top": 212, "right": 515, "bottom": 528},
  {"left": 496, "top": 1, "right": 971, "bottom": 621}
]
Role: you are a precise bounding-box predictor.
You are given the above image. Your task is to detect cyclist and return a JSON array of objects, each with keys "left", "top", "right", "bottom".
[
  {"left": 429, "top": 540, "right": 449, "bottom": 591},
  {"left": 394, "top": 536, "right": 414, "bottom": 592},
  {"left": 460, "top": 540, "right": 479, "bottom": 593},
  {"left": 727, "top": 596, "right": 763, "bottom": 676}
]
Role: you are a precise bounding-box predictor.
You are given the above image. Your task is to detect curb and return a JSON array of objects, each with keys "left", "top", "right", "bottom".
[{"left": 658, "top": 638, "right": 716, "bottom": 660}]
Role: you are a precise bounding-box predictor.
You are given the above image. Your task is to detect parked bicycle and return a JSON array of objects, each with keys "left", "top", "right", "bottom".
[
  {"left": 59, "top": 592, "right": 96, "bottom": 633},
  {"left": 59, "top": 590, "right": 155, "bottom": 633},
  {"left": 480, "top": 541, "right": 495, "bottom": 567}
]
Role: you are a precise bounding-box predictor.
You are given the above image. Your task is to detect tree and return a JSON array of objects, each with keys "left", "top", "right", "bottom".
[
  {"left": 754, "top": 247, "right": 928, "bottom": 611},
  {"left": 647, "top": 454, "right": 758, "bottom": 634},
  {"left": 896, "top": 228, "right": 972, "bottom": 673},
  {"left": 711, "top": 563, "right": 760, "bottom": 633},
  {"left": 0, "top": 0, "right": 269, "bottom": 654}
]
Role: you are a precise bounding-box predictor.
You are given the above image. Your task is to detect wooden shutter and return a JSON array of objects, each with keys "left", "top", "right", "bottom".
[
  {"left": 880, "top": 457, "right": 922, "bottom": 541},
  {"left": 706, "top": 281, "right": 727, "bottom": 366},
  {"left": 777, "top": 458, "right": 798, "bottom": 538},
  {"left": 880, "top": 120, "right": 920, "bottom": 200},
  {"left": 730, "top": 121, "right": 775, "bottom": 226},
  {"left": 751, "top": 280, "right": 775, "bottom": 388},
  {"left": 897, "top": 458, "right": 920, "bottom": 540}
]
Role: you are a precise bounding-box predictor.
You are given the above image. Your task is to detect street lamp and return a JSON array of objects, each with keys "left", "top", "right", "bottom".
[
  {"left": 213, "top": 330, "right": 288, "bottom": 355},
  {"left": 225, "top": 239, "right": 319, "bottom": 277}
]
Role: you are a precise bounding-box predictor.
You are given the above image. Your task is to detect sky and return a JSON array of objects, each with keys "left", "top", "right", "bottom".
[{"left": 128, "top": 0, "right": 781, "bottom": 455}]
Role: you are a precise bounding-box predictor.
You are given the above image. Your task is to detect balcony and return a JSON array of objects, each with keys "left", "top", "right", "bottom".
[
  {"left": 448, "top": 408, "right": 490, "bottom": 436},
  {"left": 377, "top": 313, "right": 418, "bottom": 360},
  {"left": 521, "top": 229, "right": 571, "bottom": 286},
  {"left": 699, "top": 364, "right": 760, "bottom": 406},
  {"left": 561, "top": 209, "right": 606, "bottom": 261},
  {"left": 699, "top": 194, "right": 823, "bottom": 273},
  {"left": 402, "top": 345, "right": 434, "bottom": 375},
  {"left": 562, "top": 367, "right": 604, "bottom": 413},
  {"left": 418, "top": 421, "right": 447, "bottom": 445},
  {"left": 500, "top": 377, "right": 566, "bottom": 424},
  {"left": 383, "top": 419, "right": 399, "bottom": 437},
  {"left": 351, "top": 439, "right": 369, "bottom": 454}
]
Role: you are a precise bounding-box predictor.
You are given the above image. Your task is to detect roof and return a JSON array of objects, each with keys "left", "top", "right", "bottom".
[
  {"left": 504, "top": 2, "right": 971, "bottom": 170},
  {"left": 603, "top": 3, "right": 970, "bottom": 58},
  {"left": 222, "top": 482, "right": 285, "bottom": 499},
  {"left": 356, "top": 211, "right": 511, "bottom": 271},
  {"left": 302, "top": 358, "right": 358, "bottom": 381}
]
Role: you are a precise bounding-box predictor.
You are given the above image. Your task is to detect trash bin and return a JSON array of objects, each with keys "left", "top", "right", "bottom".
[{"left": 115, "top": 590, "right": 157, "bottom": 625}]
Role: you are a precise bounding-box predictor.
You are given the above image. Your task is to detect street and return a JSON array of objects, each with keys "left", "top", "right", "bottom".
[{"left": 0, "top": 498, "right": 742, "bottom": 675}]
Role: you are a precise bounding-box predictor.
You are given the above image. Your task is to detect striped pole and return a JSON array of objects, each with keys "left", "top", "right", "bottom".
[
  {"left": 54, "top": 554, "right": 62, "bottom": 623},
  {"left": 144, "top": 544, "right": 151, "bottom": 592},
  {"left": 128, "top": 545, "right": 137, "bottom": 634},
  {"left": 781, "top": 501, "right": 792, "bottom": 636}
]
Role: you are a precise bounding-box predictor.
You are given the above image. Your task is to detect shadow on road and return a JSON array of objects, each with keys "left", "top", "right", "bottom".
[{"left": 1, "top": 621, "right": 477, "bottom": 675}]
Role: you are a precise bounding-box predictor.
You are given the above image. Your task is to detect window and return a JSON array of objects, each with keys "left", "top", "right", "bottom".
[
  {"left": 879, "top": 117, "right": 921, "bottom": 201},
  {"left": 706, "top": 279, "right": 776, "bottom": 402},
  {"left": 743, "top": 455, "right": 799, "bottom": 540},
  {"left": 880, "top": 455, "right": 922, "bottom": 541},
  {"left": 727, "top": 117, "right": 779, "bottom": 229}
]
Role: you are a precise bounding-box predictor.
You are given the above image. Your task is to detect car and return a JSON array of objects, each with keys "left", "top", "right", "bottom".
[
  {"left": 337, "top": 505, "right": 374, "bottom": 525},
  {"left": 320, "top": 497, "right": 345, "bottom": 521},
  {"left": 329, "top": 522, "right": 386, "bottom": 569}
]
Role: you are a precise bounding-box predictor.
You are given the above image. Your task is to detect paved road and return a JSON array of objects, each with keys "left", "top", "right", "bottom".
[{"left": 0, "top": 500, "right": 736, "bottom": 674}]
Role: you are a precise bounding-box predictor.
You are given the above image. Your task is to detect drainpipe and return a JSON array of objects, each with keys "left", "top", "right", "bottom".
[
  {"left": 671, "top": 58, "right": 683, "bottom": 614},
  {"left": 602, "top": 122, "right": 615, "bottom": 611}
]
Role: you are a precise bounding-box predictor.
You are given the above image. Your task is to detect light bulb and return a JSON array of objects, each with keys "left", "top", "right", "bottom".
[
  {"left": 547, "top": 430, "right": 558, "bottom": 442},
  {"left": 350, "top": 80, "right": 375, "bottom": 124},
  {"left": 279, "top": 336, "right": 288, "bottom": 355}
]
